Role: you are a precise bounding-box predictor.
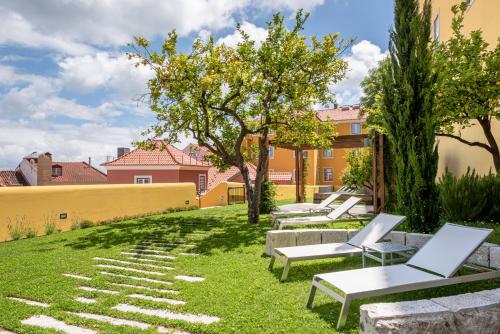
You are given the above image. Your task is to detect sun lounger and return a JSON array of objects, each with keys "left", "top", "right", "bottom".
[
  {"left": 269, "top": 213, "right": 406, "bottom": 281},
  {"left": 306, "top": 223, "right": 500, "bottom": 329},
  {"left": 271, "top": 193, "right": 341, "bottom": 217},
  {"left": 273, "top": 196, "right": 364, "bottom": 230}
]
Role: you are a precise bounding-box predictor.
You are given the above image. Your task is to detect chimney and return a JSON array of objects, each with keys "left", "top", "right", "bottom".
[
  {"left": 37, "top": 152, "right": 52, "bottom": 186},
  {"left": 88, "top": 157, "right": 91, "bottom": 166},
  {"left": 117, "top": 147, "right": 130, "bottom": 158}
]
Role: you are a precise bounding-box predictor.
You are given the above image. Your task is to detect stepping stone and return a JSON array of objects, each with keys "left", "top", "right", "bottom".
[
  {"left": 78, "top": 286, "right": 119, "bottom": 295},
  {"left": 0, "top": 328, "right": 15, "bottom": 334},
  {"left": 96, "top": 264, "right": 166, "bottom": 276},
  {"left": 100, "top": 272, "right": 173, "bottom": 285},
  {"left": 69, "top": 312, "right": 150, "bottom": 330},
  {"left": 7, "top": 297, "right": 49, "bottom": 308},
  {"left": 179, "top": 253, "right": 199, "bottom": 257},
  {"left": 111, "top": 283, "right": 179, "bottom": 294},
  {"left": 127, "top": 294, "right": 186, "bottom": 305},
  {"left": 174, "top": 275, "right": 205, "bottom": 282},
  {"left": 93, "top": 257, "right": 174, "bottom": 270},
  {"left": 113, "top": 303, "right": 220, "bottom": 324},
  {"left": 21, "top": 315, "right": 96, "bottom": 334},
  {"left": 75, "top": 297, "right": 97, "bottom": 304},
  {"left": 127, "top": 257, "right": 173, "bottom": 263},
  {"left": 157, "top": 326, "right": 193, "bottom": 334},
  {"left": 121, "top": 252, "right": 176, "bottom": 259},
  {"left": 63, "top": 274, "right": 92, "bottom": 281},
  {"left": 129, "top": 249, "right": 171, "bottom": 254}
]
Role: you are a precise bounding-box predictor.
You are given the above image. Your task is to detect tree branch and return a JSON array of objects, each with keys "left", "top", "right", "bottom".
[{"left": 436, "top": 132, "right": 493, "bottom": 153}]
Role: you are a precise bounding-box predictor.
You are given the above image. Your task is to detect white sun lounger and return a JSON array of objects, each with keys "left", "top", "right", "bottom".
[
  {"left": 271, "top": 193, "right": 342, "bottom": 216},
  {"left": 306, "top": 223, "right": 500, "bottom": 329},
  {"left": 269, "top": 213, "right": 406, "bottom": 281},
  {"left": 273, "top": 196, "right": 363, "bottom": 230}
]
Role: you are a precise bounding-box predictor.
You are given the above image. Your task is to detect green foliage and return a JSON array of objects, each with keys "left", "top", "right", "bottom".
[
  {"left": 25, "top": 229, "right": 36, "bottom": 239},
  {"left": 438, "top": 168, "right": 500, "bottom": 222},
  {"left": 259, "top": 180, "right": 277, "bottom": 214},
  {"left": 79, "top": 220, "right": 94, "bottom": 229},
  {"left": 6, "top": 216, "right": 30, "bottom": 241},
  {"left": 341, "top": 148, "right": 372, "bottom": 191},
  {"left": 44, "top": 215, "right": 58, "bottom": 235},
  {"left": 433, "top": 2, "right": 500, "bottom": 170},
  {"left": 381, "top": 0, "right": 439, "bottom": 232},
  {"left": 129, "top": 10, "right": 350, "bottom": 223}
]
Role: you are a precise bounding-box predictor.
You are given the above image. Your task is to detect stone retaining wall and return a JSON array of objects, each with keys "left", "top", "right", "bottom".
[
  {"left": 265, "top": 229, "right": 500, "bottom": 269},
  {"left": 359, "top": 288, "right": 500, "bottom": 333}
]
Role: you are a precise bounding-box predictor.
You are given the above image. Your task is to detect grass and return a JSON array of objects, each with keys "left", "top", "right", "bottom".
[{"left": 0, "top": 204, "right": 498, "bottom": 334}]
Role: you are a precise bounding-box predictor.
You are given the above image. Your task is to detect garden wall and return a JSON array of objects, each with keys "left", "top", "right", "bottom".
[
  {"left": 199, "top": 182, "right": 243, "bottom": 208},
  {"left": 275, "top": 185, "right": 320, "bottom": 201},
  {"left": 0, "top": 183, "right": 197, "bottom": 242}
]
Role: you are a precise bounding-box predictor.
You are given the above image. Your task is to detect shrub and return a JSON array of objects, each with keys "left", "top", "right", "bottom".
[
  {"left": 7, "top": 216, "right": 29, "bottom": 240},
  {"left": 438, "top": 168, "right": 500, "bottom": 222},
  {"left": 25, "top": 229, "right": 36, "bottom": 238},
  {"left": 70, "top": 221, "right": 80, "bottom": 230},
  {"left": 79, "top": 220, "right": 94, "bottom": 229},
  {"left": 259, "top": 180, "right": 277, "bottom": 214},
  {"left": 44, "top": 215, "right": 58, "bottom": 235}
]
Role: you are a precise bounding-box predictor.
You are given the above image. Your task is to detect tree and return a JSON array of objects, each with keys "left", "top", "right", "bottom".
[
  {"left": 434, "top": 2, "right": 500, "bottom": 171},
  {"left": 129, "top": 11, "right": 349, "bottom": 224},
  {"left": 341, "top": 148, "right": 373, "bottom": 191},
  {"left": 381, "top": 0, "right": 439, "bottom": 232}
]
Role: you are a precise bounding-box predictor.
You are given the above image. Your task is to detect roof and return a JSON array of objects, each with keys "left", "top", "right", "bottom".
[
  {"left": 182, "top": 144, "right": 211, "bottom": 162},
  {"left": 102, "top": 141, "right": 210, "bottom": 167},
  {"left": 49, "top": 162, "right": 107, "bottom": 184},
  {"left": 0, "top": 171, "right": 27, "bottom": 187},
  {"left": 316, "top": 105, "right": 367, "bottom": 122}
]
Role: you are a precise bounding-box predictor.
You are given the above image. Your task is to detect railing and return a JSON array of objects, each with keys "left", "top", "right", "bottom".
[{"left": 228, "top": 186, "right": 246, "bottom": 205}]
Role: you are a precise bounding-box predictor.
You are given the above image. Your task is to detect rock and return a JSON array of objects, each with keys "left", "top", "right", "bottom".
[
  {"left": 490, "top": 247, "right": 500, "bottom": 269},
  {"left": 295, "top": 230, "right": 321, "bottom": 246},
  {"left": 347, "top": 229, "right": 360, "bottom": 241},
  {"left": 360, "top": 300, "right": 456, "bottom": 334},
  {"left": 431, "top": 293, "right": 500, "bottom": 334},
  {"left": 405, "top": 233, "right": 432, "bottom": 249},
  {"left": 320, "top": 229, "right": 349, "bottom": 244},
  {"left": 387, "top": 231, "right": 406, "bottom": 245},
  {"left": 467, "top": 242, "right": 496, "bottom": 268},
  {"left": 265, "top": 230, "right": 296, "bottom": 255}
]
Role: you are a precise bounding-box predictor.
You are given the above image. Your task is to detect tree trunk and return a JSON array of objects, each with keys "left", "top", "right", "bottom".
[{"left": 478, "top": 117, "right": 500, "bottom": 172}]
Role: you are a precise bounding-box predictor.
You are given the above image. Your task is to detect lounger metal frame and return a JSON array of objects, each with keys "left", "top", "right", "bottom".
[
  {"left": 306, "top": 224, "right": 500, "bottom": 329},
  {"left": 269, "top": 213, "right": 406, "bottom": 281}
]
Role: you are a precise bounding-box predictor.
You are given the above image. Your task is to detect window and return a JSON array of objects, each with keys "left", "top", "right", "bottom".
[
  {"left": 52, "top": 165, "right": 62, "bottom": 177},
  {"left": 433, "top": 14, "right": 440, "bottom": 40},
  {"left": 351, "top": 122, "right": 361, "bottom": 134},
  {"left": 302, "top": 151, "right": 308, "bottom": 158},
  {"left": 269, "top": 146, "right": 275, "bottom": 159},
  {"left": 134, "top": 176, "right": 152, "bottom": 184},
  {"left": 323, "top": 168, "right": 333, "bottom": 182},
  {"left": 198, "top": 174, "right": 206, "bottom": 193},
  {"left": 323, "top": 149, "right": 333, "bottom": 158}
]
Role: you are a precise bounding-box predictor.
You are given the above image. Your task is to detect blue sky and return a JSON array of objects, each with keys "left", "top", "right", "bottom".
[{"left": 0, "top": 0, "right": 393, "bottom": 170}]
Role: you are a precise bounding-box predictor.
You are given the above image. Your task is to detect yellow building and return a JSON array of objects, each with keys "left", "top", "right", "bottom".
[
  {"left": 245, "top": 105, "right": 367, "bottom": 190},
  {"left": 426, "top": 0, "right": 499, "bottom": 175}
]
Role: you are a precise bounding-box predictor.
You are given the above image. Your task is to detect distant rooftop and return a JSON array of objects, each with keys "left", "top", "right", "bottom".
[{"left": 316, "top": 105, "right": 366, "bottom": 122}]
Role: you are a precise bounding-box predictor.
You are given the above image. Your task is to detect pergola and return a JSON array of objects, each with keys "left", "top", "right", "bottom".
[{"left": 270, "top": 130, "right": 386, "bottom": 212}]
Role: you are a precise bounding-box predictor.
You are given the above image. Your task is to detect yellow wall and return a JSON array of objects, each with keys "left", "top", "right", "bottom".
[
  {"left": 275, "top": 185, "right": 320, "bottom": 201},
  {"left": 199, "top": 182, "right": 244, "bottom": 208},
  {"left": 427, "top": 0, "right": 500, "bottom": 176},
  {"left": 0, "top": 183, "right": 197, "bottom": 242}
]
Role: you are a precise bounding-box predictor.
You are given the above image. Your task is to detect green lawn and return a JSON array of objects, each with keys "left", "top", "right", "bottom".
[{"left": 0, "top": 204, "right": 498, "bottom": 334}]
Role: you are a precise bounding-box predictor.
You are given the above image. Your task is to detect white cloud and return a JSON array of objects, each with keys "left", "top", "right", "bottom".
[
  {"left": 0, "top": 120, "right": 142, "bottom": 170},
  {"left": 58, "top": 52, "right": 154, "bottom": 98},
  {"left": 332, "top": 40, "right": 386, "bottom": 105},
  {"left": 217, "top": 22, "right": 268, "bottom": 48},
  {"left": 255, "top": 0, "right": 325, "bottom": 11},
  {"left": 0, "top": 1, "right": 249, "bottom": 50},
  {"left": 0, "top": 7, "right": 94, "bottom": 55}
]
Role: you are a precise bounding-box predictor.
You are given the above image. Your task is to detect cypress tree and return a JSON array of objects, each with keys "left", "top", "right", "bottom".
[{"left": 381, "top": 0, "right": 439, "bottom": 232}]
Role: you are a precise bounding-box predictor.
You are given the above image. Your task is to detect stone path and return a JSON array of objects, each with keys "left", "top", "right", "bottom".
[{"left": 12, "top": 235, "right": 219, "bottom": 333}]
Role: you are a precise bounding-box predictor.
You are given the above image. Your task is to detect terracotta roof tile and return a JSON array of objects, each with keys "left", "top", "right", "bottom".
[
  {"left": 0, "top": 171, "right": 27, "bottom": 187},
  {"left": 102, "top": 141, "right": 210, "bottom": 167},
  {"left": 316, "top": 106, "right": 366, "bottom": 122},
  {"left": 49, "top": 162, "right": 107, "bottom": 184}
]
